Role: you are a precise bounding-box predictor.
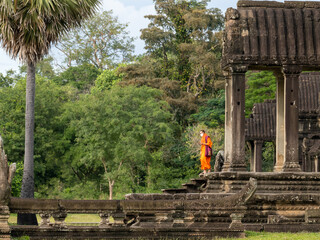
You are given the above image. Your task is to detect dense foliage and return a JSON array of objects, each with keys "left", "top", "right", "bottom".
[{"left": 0, "top": 1, "right": 279, "bottom": 200}]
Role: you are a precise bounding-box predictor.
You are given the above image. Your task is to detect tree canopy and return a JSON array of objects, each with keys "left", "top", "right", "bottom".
[
  {"left": 57, "top": 10, "right": 135, "bottom": 70},
  {"left": 0, "top": 0, "right": 281, "bottom": 201}
]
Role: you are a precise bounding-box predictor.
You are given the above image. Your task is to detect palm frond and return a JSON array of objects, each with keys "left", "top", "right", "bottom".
[{"left": 0, "top": 0, "right": 101, "bottom": 63}]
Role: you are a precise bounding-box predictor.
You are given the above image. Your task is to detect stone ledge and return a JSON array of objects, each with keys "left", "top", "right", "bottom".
[
  {"left": 11, "top": 226, "right": 244, "bottom": 239},
  {"left": 206, "top": 172, "right": 320, "bottom": 181}
]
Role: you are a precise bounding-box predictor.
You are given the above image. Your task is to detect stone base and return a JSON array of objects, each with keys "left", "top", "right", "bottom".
[
  {"left": 144, "top": 172, "right": 320, "bottom": 229},
  {"left": 205, "top": 172, "right": 320, "bottom": 193},
  {"left": 11, "top": 225, "right": 244, "bottom": 239},
  {"left": 222, "top": 163, "right": 247, "bottom": 172}
]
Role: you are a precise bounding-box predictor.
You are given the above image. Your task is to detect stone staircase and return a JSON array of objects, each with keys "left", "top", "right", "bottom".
[{"left": 162, "top": 178, "right": 207, "bottom": 194}]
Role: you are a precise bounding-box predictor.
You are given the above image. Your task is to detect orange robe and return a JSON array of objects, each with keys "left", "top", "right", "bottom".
[{"left": 200, "top": 133, "right": 213, "bottom": 170}]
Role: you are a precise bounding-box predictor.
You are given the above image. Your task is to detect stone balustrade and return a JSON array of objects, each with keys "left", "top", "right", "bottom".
[{"left": 6, "top": 197, "right": 246, "bottom": 239}]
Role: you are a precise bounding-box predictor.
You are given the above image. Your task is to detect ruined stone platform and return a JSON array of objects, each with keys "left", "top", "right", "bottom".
[{"left": 127, "top": 172, "right": 320, "bottom": 232}]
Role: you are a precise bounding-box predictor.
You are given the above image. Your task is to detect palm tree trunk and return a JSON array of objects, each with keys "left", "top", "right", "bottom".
[{"left": 17, "top": 62, "right": 38, "bottom": 225}]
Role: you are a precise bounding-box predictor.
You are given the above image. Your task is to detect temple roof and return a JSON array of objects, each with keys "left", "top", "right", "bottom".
[
  {"left": 245, "top": 72, "right": 320, "bottom": 141},
  {"left": 222, "top": 1, "right": 320, "bottom": 70}
]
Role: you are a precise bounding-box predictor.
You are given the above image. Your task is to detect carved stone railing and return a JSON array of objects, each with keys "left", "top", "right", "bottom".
[
  {"left": 0, "top": 125, "right": 256, "bottom": 239},
  {"left": 5, "top": 178, "right": 258, "bottom": 239},
  {"left": 7, "top": 197, "right": 248, "bottom": 239}
]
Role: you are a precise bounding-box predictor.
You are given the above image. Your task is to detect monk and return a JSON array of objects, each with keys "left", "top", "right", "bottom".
[{"left": 199, "top": 130, "right": 212, "bottom": 176}]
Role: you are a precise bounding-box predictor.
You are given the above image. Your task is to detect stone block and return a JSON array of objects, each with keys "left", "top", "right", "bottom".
[{"left": 305, "top": 209, "right": 320, "bottom": 223}]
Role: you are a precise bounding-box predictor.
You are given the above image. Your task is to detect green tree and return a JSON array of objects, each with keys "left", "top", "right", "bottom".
[
  {"left": 245, "top": 71, "right": 276, "bottom": 116},
  {"left": 54, "top": 63, "right": 101, "bottom": 92},
  {"left": 0, "top": 76, "right": 77, "bottom": 197},
  {"left": 0, "top": 70, "right": 18, "bottom": 88},
  {"left": 141, "top": 0, "right": 224, "bottom": 93},
  {"left": 91, "top": 65, "right": 125, "bottom": 94},
  {"left": 64, "top": 85, "right": 178, "bottom": 199},
  {"left": 189, "top": 90, "right": 225, "bottom": 128},
  {"left": 0, "top": 0, "right": 100, "bottom": 224},
  {"left": 119, "top": 56, "right": 198, "bottom": 126},
  {"left": 19, "top": 57, "right": 56, "bottom": 79},
  {"left": 57, "top": 10, "right": 135, "bottom": 70}
]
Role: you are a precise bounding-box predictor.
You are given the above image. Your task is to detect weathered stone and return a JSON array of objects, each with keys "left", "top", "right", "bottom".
[
  {"left": 110, "top": 211, "right": 125, "bottom": 227},
  {"left": 0, "top": 206, "right": 10, "bottom": 240},
  {"left": 0, "top": 136, "right": 16, "bottom": 206},
  {"left": 52, "top": 212, "right": 67, "bottom": 228},
  {"left": 99, "top": 212, "right": 110, "bottom": 228},
  {"left": 267, "top": 215, "right": 290, "bottom": 224},
  {"left": 39, "top": 213, "right": 51, "bottom": 228},
  {"left": 229, "top": 213, "right": 244, "bottom": 231},
  {"left": 223, "top": 66, "right": 247, "bottom": 172},
  {"left": 305, "top": 209, "right": 320, "bottom": 223}
]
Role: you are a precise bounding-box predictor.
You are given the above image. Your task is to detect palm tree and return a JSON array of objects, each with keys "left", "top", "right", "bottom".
[{"left": 0, "top": 0, "right": 101, "bottom": 224}]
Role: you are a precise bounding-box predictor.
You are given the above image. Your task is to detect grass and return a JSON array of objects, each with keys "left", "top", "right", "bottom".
[
  {"left": 9, "top": 213, "right": 101, "bottom": 225},
  {"left": 129, "top": 232, "right": 320, "bottom": 239},
  {"left": 225, "top": 231, "right": 320, "bottom": 240}
]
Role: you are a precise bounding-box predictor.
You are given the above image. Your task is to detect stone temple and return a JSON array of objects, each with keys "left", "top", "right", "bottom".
[
  {"left": 246, "top": 72, "right": 320, "bottom": 172},
  {"left": 1, "top": 1, "right": 320, "bottom": 239}
]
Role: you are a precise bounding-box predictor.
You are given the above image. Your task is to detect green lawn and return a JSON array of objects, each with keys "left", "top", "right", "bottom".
[
  {"left": 227, "top": 231, "right": 320, "bottom": 240},
  {"left": 9, "top": 213, "right": 100, "bottom": 225}
]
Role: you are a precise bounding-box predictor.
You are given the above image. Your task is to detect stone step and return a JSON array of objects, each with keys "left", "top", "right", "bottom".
[
  {"left": 190, "top": 178, "right": 207, "bottom": 186},
  {"left": 161, "top": 188, "right": 188, "bottom": 194},
  {"left": 181, "top": 183, "right": 199, "bottom": 193}
]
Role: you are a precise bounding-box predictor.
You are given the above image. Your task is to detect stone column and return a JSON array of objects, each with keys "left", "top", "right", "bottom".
[
  {"left": 0, "top": 206, "right": 10, "bottom": 240},
  {"left": 39, "top": 213, "right": 51, "bottom": 228},
  {"left": 274, "top": 66, "right": 301, "bottom": 172},
  {"left": 229, "top": 213, "right": 244, "bottom": 231},
  {"left": 248, "top": 141, "right": 255, "bottom": 172},
  {"left": 223, "top": 66, "right": 247, "bottom": 172},
  {"left": 253, "top": 140, "right": 263, "bottom": 172},
  {"left": 99, "top": 213, "right": 110, "bottom": 228},
  {"left": 52, "top": 212, "right": 67, "bottom": 228}
]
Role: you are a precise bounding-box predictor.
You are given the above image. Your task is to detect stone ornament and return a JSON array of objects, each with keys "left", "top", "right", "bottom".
[{"left": 0, "top": 136, "right": 16, "bottom": 206}]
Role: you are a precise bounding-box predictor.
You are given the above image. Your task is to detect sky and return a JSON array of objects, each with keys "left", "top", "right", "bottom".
[
  {"left": 0, "top": 0, "right": 316, "bottom": 74},
  {"left": 0, "top": 0, "right": 238, "bottom": 74}
]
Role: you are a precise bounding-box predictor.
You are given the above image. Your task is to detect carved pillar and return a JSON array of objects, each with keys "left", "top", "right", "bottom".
[
  {"left": 314, "top": 156, "right": 319, "bottom": 172},
  {"left": 253, "top": 140, "right": 263, "bottom": 172},
  {"left": 0, "top": 206, "right": 10, "bottom": 240},
  {"left": 248, "top": 141, "right": 255, "bottom": 172},
  {"left": 274, "top": 66, "right": 301, "bottom": 172},
  {"left": 39, "top": 213, "right": 51, "bottom": 228},
  {"left": 274, "top": 70, "right": 285, "bottom": 172},
  {"left": 99, "top": 213, "right": 109, "bottom": 228},
  {"left": 52, "top": 212, "right": 67, "bottom": 228},
  {"left": 229, "top": 213, "right": 244, "bottom": 231},
  {"left": 223, "top": 66, "right": 248, "bottom": 172}
]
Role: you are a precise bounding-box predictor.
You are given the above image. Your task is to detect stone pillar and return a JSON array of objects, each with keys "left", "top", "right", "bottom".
[
  {"left": 52, "top": 212, "right": 67, "bottom": 228},
  {"left": 223, "top": 66, "right": 247, "bottom": 172},
  {"left": 39, "top": 213, "right": 51, "bottom": 228},
  {"left": 274, "top": 70, "right": 285, "bottom": 172},
  {"left": 253, "top": 140, "right": 263, "bottom": 172},
  {"left": 248, "top": 141, "right": 255, "bottom": 172},
  {"left": 0, "top": 206, "right": 10, "bottom": 240},
  {"left": 229, "top": 213, "right": 244, "bottom": 231},
  {"left": 274, "top": 66, "right": 301, "bottom": 172},
  {"left": 99, "top": 213, "right": 110, "bottom": 228}
]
